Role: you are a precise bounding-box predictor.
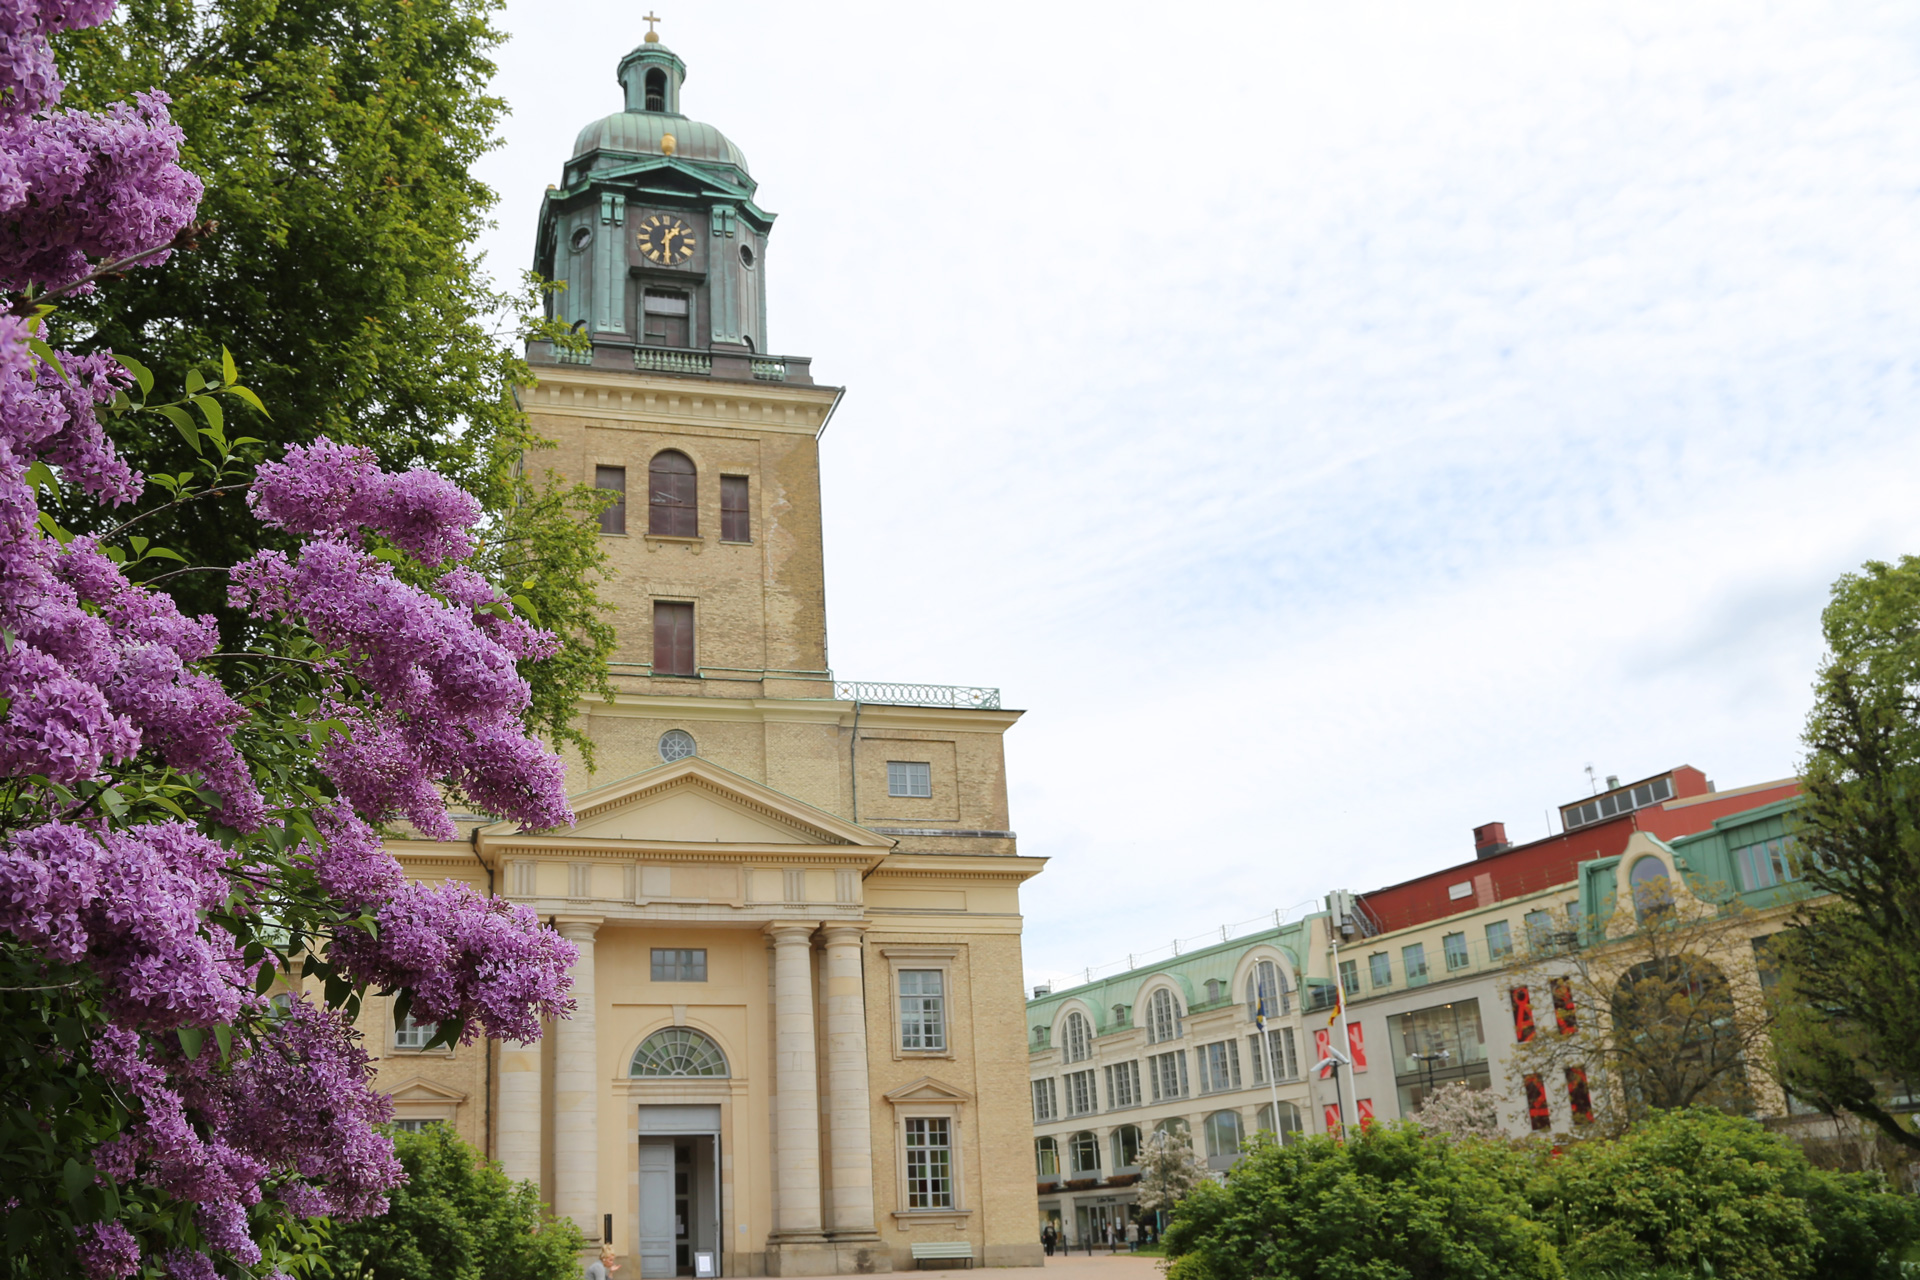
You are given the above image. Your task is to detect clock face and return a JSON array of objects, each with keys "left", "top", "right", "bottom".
[{"left": 637, "top": 214, "right": 697, "bottom": 265}]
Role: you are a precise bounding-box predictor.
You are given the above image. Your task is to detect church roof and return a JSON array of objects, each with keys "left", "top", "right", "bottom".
[{"left": 571, "top": 111, "right": 750, "bottom": 173}]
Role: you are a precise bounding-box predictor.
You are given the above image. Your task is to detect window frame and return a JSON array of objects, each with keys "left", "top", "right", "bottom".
[
  {"left": 1402, "top": 941, "right": 1429, "bottom": 985},
  {"left": 1104, "top": 1059, "right": 1141, "bottom": 1109},
  {"left": 1059, "top": 1010, "right": 1092, "bottom": 1063},
  {"left": 1368, "top": 952, "right": 1392, "bottom": 989},
  {"left": 886, "top": 760, "right": 933, "bottom": 799},
  {"left": 903, "top": 1116, "right": 957, "bottom": 1211},
  {"left": 1484, "top": 919, "right": 1513, "bottom": 962},
  {"left": 1064, "top": 1068, "right": 1098, "bottom": 1117},
  {"left": 719, "top": 474, "right": 751, "bottom": 543},
  {"left": 1145, "top": 987, "right": 1183, "bottom": 1044},
  {"left": 649, "top": 948, "right": 708, "bottom": 982},
  {"left": 1442, "top": 931, "right": 1470, "bottom": 972},
  {"left": 882, "top": 946, "right": 957, "bottom": 1061},
  {"left": 1031, "top": 1078, "right": 1058, "bottom": 1122},
  {"left": 1147, "top": 1049, "right": 1189, "bottom": 1101},
  {"left": 594, "top": 464, "right": 627, "bottom": 535},
  {"left": 392, "top": 1010, "right": 441, "bottom": 1053},
  {"left": 647, "top": 448, "right": 698, "bottom": 537},
  {"left": 898, "top": 969, "right": 948, "bottom": 1053},
  {"left": 652, "top": 599, "right": 696, "bottom": 676}
]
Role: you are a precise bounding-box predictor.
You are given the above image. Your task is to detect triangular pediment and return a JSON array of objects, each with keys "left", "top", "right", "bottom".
[
  {"left": 480, "top": 757, "right": 892, "bottom": 851},
  {"left": 384, "top": 1076, "right": 467, "bottom": 1104},
  {"left": 882, "top": 1075, "right": 975, "bottom": 1106}
]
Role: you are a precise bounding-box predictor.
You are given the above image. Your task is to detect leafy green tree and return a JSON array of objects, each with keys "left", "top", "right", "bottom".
[
  {"left": 1161, "top": 1123, "right": 1563, "bottom": 1280},
  {"left": 1534, "top": 1107, "right": 1918, "bottom": 1280},
  {"left": 329, "top": 1124, "right": 584, "bottom": 1280},
  {"left": 53, "top": 0, "right": 616, "bottom": 761},
  {"left": 1771, "top": 556, "right": 1920, "bottom": 1150}
]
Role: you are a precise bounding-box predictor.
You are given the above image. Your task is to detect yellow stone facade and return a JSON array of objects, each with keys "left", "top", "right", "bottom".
[{"left": 356, "top": 362, "right": 1045, "bottom": 1276}]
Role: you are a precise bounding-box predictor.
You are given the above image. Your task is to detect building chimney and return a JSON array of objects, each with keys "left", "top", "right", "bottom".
[{"left": 1473, "top": 821, "right": 1511, "bottom": 859}]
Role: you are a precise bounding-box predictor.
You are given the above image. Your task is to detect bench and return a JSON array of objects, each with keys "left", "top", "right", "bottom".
[{"left": 910, "top": 1241, "right": 975, "bottom": 1269}]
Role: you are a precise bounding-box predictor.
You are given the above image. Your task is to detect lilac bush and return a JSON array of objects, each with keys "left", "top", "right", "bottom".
[{"left": 0, "top": 1, "right": 580, "bottom": 1275}]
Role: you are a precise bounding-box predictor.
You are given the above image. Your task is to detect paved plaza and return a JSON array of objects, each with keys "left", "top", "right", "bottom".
[{"left": 909, "top": 1255, "right": 1165, "bottom": 1279}]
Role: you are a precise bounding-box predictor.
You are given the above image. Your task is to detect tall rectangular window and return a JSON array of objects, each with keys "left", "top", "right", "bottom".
[
  {"left": 1147, "top": 1050, "right": 1188, "bottom": 1101},
  {"left": 1031, "top": 1078, "right": 1056, "bottom": 1122},
  {"left": 1484, "top": 920, "right": 1513, "bottom": 962},
  {"left": 652, "top": 600, "right": 695, "bottom": 675},
  {"left": 899, "top": 969, "right": 946, "bottom": 1051},
  {"left": 1104, "top": 1060, "right": 1140, "bottom": 1109},
  {"left": 595, "top": 465, "right": 627, "bottom": 535},
  {"left": 649, "top": 948, "right": 707, "bottom": 981},
  {"left": 1198, "top": 1039, "right": 1241, "bottom": 1093},
  {"left": 1064, "top": 1068, "right": 1097, "bottom": 1116},
  {"left": 720, "top": 475, "right": 751, "bottom": 542},
  {"left": 1368, "top": 953, "right": 1392, "bottom": 989},
  {"left": 904, "top": 1118, "right": 953, "bottom": 1210},
  {"left": 887, "top": 761, "right": 932, "bottom": 798},
  {"left": 1524, "top": 910, "right": 1554, "bottom": 951},
  {"left": 1402, "top": 942, "right": 1429, "bottom": 986},
  {"left": 1338, "top": 958, "right": 1359, "bottom": 996},
  {"left": 1443, "top": 932, "right": 1470, "bottom": 971},
  {"left": 642, "top": 290, "right": 690, "bottom": 347}
]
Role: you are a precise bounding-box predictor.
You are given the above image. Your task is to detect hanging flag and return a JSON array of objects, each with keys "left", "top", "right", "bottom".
[
  {"left": 1254, "top": 993, "right": 1267, "bottom": 1033},
  {"left": 1326, "top": 981, "right": 1344, "bottom": 1027}
]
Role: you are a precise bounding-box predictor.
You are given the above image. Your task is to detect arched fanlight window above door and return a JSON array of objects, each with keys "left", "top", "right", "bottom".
[{"left": 630, "top": 1027, "right": 729, "bottom": 1078}]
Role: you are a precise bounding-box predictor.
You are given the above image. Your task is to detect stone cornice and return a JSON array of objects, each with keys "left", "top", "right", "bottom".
[{"left": 525, "top": 367, "right": 837, "bottom": 436}]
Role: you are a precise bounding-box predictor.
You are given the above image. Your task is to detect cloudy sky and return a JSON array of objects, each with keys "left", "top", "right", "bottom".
[{"left": 476, "top": 2, "right": 1920, "bottom": 989}]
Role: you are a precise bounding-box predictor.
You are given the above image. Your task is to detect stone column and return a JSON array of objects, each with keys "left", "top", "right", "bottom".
[
  {"left": 820, "top": 925, "right": 877, "bottom": 1234},
  {"left": 496, "top": 1037, "right": 543, "bottom": 1190},
  {"left": 553, "top": 918, "right": 602, "bottom": 1240},
  {"left": 767, "top": 921, "right": 824, "bottom": 1236}
]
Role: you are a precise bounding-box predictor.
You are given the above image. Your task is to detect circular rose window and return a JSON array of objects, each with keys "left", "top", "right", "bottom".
[{"left": 659, "top": 729, "right": 696, "bottom": 762}]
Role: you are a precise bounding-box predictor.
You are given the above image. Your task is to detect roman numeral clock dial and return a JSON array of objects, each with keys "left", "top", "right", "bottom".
[{"left": 638, "top": 214, "right": 697, "bottom": 265}]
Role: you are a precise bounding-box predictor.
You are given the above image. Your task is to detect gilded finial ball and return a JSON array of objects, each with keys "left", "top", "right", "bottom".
[
  {"left": 660, "top": 133, "right": 676, "bottom": 155},
  {"left": 645, "top": 29, "right": 660, "bottom": 43}
]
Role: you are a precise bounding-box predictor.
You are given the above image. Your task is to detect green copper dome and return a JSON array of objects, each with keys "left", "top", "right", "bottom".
[{"left": 570, "top": 112, "right": 749, "bottom": 172}]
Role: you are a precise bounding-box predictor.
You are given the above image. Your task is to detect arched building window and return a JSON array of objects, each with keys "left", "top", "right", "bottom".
[
  {"left": 1061, "top": 1011, "right": 1092, "bottom": 1063},
  {"left": 1153, "top": 1116, "right": 1188, "bottom": 1140},
  {"left": 1629, "top": 856, "right": 1674, "bottom": 922},
  {"left": 649, "top": 450, "right": 698, "bottom": 536},
  {"left": 1204, "top": 1110, "right": 1245, "bottom": 1158},
  {"left": 1146, "top": 988, "right": 1182, "bottom": 1044},
  {"left": 645, "top": 67, "right": 667, "bottom": 111},
  {"left": 1246, "top": 959, "right": 1289, "bottom": 1019},
  {"left": 1035, "top": 1136, "right": 1059, "bottom": 1178},
  {"left": 1109, "top": 1124, "right": 1142, "bottom": 1170},
  {"left": 1256, "top": 1100, "right": 1302, "bottom": 1145},
  {"left": 629, "top": 1027, "right": 728, "bottom": 1077},
  {"left": 1069, "top": 1131, "right": 1100, "bottom": 1175}
]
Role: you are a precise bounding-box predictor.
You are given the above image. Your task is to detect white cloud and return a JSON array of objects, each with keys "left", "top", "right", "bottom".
[{"left": 475, "top": 1, "right": 1920, "bottom": 987}]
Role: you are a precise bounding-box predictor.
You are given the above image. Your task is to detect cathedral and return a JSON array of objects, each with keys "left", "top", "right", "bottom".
[{"left": 361, "top": 28, "right": 1045, "bottom": 1277}]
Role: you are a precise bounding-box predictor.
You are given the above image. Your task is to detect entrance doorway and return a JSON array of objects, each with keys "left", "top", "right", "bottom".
[
  {"left": 1075, "top": 1202, "right": 1126, "bottom": 1247},
  {"left": 638, "top": 1105, "right": 721, "bottom": 1279}
]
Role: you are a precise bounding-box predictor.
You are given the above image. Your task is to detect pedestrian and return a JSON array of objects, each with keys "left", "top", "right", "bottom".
[
  {"left": 1042, "top": 1223, "right": 1056, "bottom": 1257},
  {"left": 1126, "top": 1220, "right": 1139, "bottom": 1252},
  {"left": 584, "top": 1243, "right": 620, "bottom": 1280}
]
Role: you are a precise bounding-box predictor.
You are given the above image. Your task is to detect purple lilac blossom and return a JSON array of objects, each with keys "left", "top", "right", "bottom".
[
  {"left": 74, "top": 1220, "right": 140, "bottom": 1280},
  {"left": 332, "top": 880, "right": 577, "bottom": 1044},
  {"left": 250, "top": 437, "right": 481, "bottom": 563}
]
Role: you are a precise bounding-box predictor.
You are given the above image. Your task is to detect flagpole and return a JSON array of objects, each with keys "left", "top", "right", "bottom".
[
  {"left": 1258, "top": 1000, "right": 1280, "bottom": 1136},
  {"left": 1327, "top": 920, "right": 1353, "bottom": 1134}
]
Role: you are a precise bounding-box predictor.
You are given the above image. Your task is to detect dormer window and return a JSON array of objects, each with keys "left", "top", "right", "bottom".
[{"left": 645, "top": 67, "right": 667, "bottom": 111}]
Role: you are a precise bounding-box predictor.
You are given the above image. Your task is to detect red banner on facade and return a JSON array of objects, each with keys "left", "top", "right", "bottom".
[
  {"left": 1323, "top": 1102, "right": 1342, "bottom": 1133},
  {"left": 1313, "top": 1027, "right": 1333, "bottom": 1078},
  {"left": 1356, "top": 1098, "right": 1374, "bottom": 1129},
  {"left": 1565, "top": 1066, "right": 1594, "bottom": 1124},
  {"left": 1510, "top": 986, "right": 1536, "bottom": 1043},
  {"left": 1523, "top": 1074, "right": 1552, "bottom": 1131},
  {"left": 1551, "top": 977, "right": 1578, "bottom": 1035},
  {"left": 1347, "top": 1022, "right": 1367, "bottom": 1071}
]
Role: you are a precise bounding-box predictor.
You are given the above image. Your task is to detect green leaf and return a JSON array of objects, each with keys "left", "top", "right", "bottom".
[
  {"left": 256, "top": 961, "right": 277, "bottom": 994},
  {"left": 192, "top": 394, "right": 225, "bottom": 434},
  {"left": 112, "top": 353, "right": 154, "bottom": 397},
  {"left": 220, "top": 383, "right": 270, "bottom": 417},
  {"left": 184, "top": 368, "right": 206, "bottom": 394},
  {"left": 129, "top": 535, "right": 148, "bottom": 554},
  {"left": 156, "top": 404, "right": 201, "bottom": 452},
  {"left": 23, "top": 460, "right": 57, "bottom": 497},
  {"left": 177, "top": 1027, "right": 205, "bottom": 1060},
  {"left": 27, "top": 338, "right": 68, "bottom": 382},
  {"left": 220, "top": 346, "right": 237, "bottom": 387},
  {"left": 140, "top": 547, "right": 186, "bottom": 563},
  {"left": 212, "top": 1024, "right": 232, "bottom": 1063},
  {"left": 61, "top": 1158, "right": 88, "bottom": 1203}
]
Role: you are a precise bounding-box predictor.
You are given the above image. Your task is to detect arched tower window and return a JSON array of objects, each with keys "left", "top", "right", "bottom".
[
  {"left": 649, "top": 449, "right": 697, "bottom": 536},
  {"left": 645, "top": 67, "right": 667, "bottom": 111},
  {"left": 629, "top": 1027, "right": 728, "bottom": 1077},
  {"left": 1629, "top": 856, "right": 1674, "bottom": 922},
  {"left": 1246, "top": 959, "right": 1289, "bottom": 1020},
  {"left": 1061, "top": 1011, "right": 1092, "bottom": 1063},
  {"left": 1146, "top": 988, "right": 1181, "bottom": 1044}
]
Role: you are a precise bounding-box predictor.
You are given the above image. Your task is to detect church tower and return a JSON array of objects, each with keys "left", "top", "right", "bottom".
[{"left": 363, "top": 26, "right": 1047, "bottom": 1280}]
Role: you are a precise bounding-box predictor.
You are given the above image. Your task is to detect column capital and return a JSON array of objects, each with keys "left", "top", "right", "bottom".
[
  {"left": 819, "top": 922, "right": 870, "bottom": 946},
  {"left": 554, "top": 915, "right": 603, "bottom": 942},
  {"left": 763, "top": 919, "right": 819, "bottom": 943}
]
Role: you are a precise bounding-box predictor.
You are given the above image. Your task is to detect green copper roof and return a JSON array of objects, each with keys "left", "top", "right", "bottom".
[{"left": 572, "top": 112, "right": 749, "bottom": 173}]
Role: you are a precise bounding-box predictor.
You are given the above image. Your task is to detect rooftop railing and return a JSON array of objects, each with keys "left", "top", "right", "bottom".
[{"left": 836, "top": 681, "right": 1002, "bottom": 710}]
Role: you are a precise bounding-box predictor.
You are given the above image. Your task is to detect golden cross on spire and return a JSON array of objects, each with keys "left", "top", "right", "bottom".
[{"left": 643, "top": 11, "right": 662, "bottom": 42}]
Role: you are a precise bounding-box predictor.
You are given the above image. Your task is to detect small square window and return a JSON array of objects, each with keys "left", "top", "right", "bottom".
[
  {"left": 394, "top": 1012, "right": 438, "bottom": 1050},
  {"left": 651, "top": 948, "right": 707, "bottom": 982},
  {"left": 887, "top": 761, "right": 932, "bottom": 798}
]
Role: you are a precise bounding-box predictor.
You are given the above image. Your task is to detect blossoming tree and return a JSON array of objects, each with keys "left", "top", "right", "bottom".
[{"left": 0, "top": 2, "right": 578, "bottom": 1276}]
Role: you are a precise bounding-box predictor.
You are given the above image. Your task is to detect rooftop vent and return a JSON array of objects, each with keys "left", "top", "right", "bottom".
[
  {"left": 1473, "top": 821, "right": 1511, "bottom": 859},
  {"left": 1032, "top": 982, "right": 1053, "bottom": 999}
]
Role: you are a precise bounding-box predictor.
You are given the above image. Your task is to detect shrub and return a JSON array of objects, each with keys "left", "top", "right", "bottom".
[
  {"left": 1162, "top": 1123, "right": 1563, "bottom": 1280},
  {"left": 1535, "top": 1108, "right": 1919, "bottom": 1280},
  {"left": 328, "top": 1123, "right": 584, "bottom": 1280}
]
